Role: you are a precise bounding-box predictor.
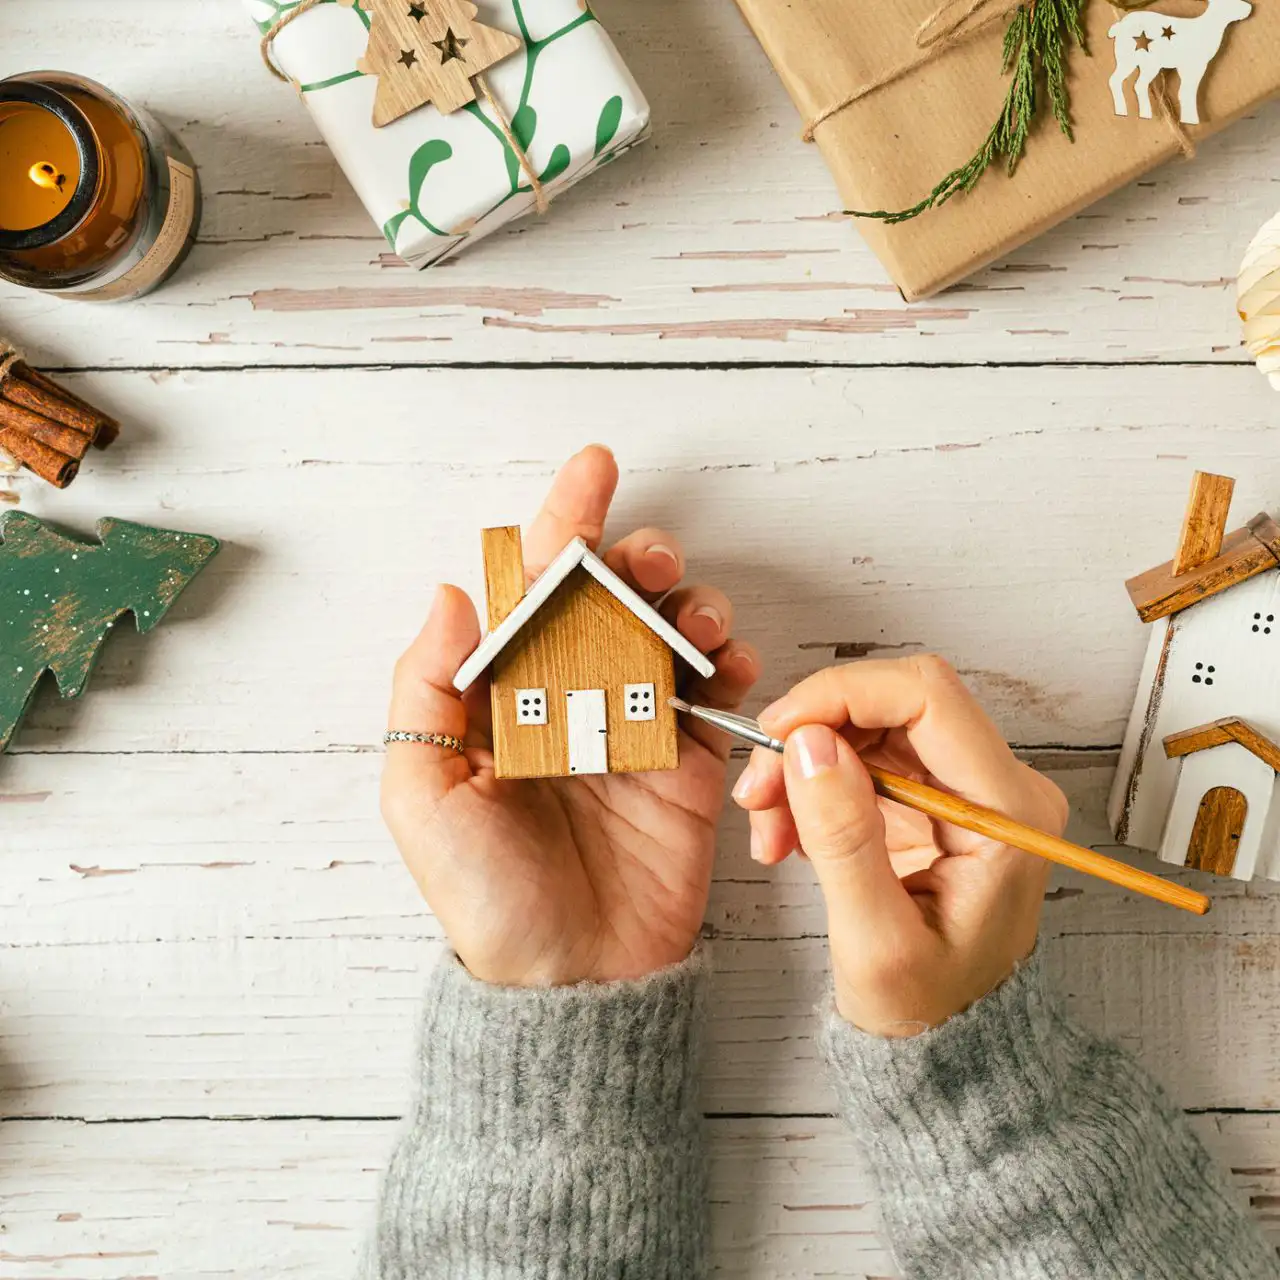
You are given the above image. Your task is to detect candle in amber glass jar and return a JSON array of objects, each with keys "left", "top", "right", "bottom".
[{"left": 0, "top": 73, "right": 201, "bottom": 301}]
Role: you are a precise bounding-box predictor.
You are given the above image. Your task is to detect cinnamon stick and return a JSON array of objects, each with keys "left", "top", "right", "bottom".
[
  {"left": 19, "top": 365, "right": 117, "bottom": 423},
  {"left": 0, "top": 425, "right": 78, "bottom": 488},
  {"left": 0, "top": 351, "right": 120, "bottom": 484},
  {"left": 0, "top": 400, "right": 92, "bottom": 460},
  {"left": 2, "top": 369, "right": 104, "bottom": 442},
  {"left": 19, "top": 365, "right": 120, "bottom": 446}
]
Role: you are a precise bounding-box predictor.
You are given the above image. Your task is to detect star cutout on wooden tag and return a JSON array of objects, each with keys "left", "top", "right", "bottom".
[
  {"left": 363, "top": 0, "right": 524, "bottom": 126},
  {"left": 1134, "top": 32, "right": 1153, "bottom": 51},
  {"left": 433, "top": 28, "right": 469, "bottom": 64}
]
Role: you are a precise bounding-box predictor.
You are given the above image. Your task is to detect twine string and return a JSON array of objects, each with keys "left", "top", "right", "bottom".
[
  {"left": 917, "top": 0, "right": 1013, "bottom": 48},
  {"left": 801, "top": 0, "right": 1013, "bottom": 142},
  {"left": 1107, "top": 2, "right": 1194, "bottom": 158},
  {"left": 803, "top": 0, "right": 1195, "bottom": 159},
  {"left": 260, "top": 0, "right": 326, "bottom": 80},
  {"left": 261, "top": 1, "right": 548, "bottom": 212},
  {"left": 0, "top": 340, "right": 24, "bottom": 385},
  {"left": 476, "top": 73, "right": 548, "bottom": 213}
]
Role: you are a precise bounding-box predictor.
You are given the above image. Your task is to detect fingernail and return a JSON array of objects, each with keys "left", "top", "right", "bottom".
[
  {"left": 792, "top": 724, "right": 837, "bottom": 780},
  {"left": 732, "top": 762, "right": 758, "bottom": 803},
  {"left": 750, "top": 828, "right": 765, "bottom": 862},
  {"left": 693, "top": 604, "right": 724, "bottom": 636},
  {"left": 637, "top": 544, "right": 680, "bottom": 591}
]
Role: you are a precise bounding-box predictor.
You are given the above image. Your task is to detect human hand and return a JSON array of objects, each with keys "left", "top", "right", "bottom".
[
  {"left": 381, "top": 446, "right": 761, "bottom": 988},
  {"left": 732, "top": 656, "right": 1068, "bottom": 1036}
]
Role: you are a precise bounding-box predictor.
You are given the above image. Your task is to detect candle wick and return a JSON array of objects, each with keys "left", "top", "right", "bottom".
[{"left": 28, "top": 162, "right": 67, "bottom": 193}]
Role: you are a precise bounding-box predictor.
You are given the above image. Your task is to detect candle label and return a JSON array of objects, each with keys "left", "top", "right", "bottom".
[{"left": 65, "top": 157, "right": 198, "bottom": 302}]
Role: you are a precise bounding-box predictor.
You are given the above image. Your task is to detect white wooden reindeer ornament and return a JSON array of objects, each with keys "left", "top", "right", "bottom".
[
  {"left": 1110, "top": 472, "right": 1280, "bottom": 882},
  {"left": 1109, "top": 0, "right": 1252, "bottom": 125}
]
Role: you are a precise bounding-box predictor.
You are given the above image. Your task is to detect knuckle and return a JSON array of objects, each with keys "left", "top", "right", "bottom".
[
  {"left": 912, "top": 652, "right": 958, "bottom": 685},
  {"left": 392, "top": 651, "right": 419, "bottom": 686},
  {"left": 806, "top": 802, "right": 884, "bottom": 861},
  {"left": 1038, "top": 772, "right": 1071, "bottom": 834}
]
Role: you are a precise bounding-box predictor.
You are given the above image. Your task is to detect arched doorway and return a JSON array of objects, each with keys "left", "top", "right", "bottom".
[{"left": 1185, "top": 787, "right": 1248, "bottom": 877}]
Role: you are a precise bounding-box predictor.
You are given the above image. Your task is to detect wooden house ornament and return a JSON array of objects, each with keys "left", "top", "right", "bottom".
[
  {"left": 453, "top": 528, "right": 715, "bottom": 780},
  {"left": 1110, "top": 472, "right": 1280, "bottom": 880}
]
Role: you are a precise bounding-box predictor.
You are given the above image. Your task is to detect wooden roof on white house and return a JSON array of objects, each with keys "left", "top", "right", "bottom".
[
  {"left": 1126, "top": 513, "right": 1280, "bottom": 624},
  {"left": 453, "top": 536, "right": 717, "bottom": 692},
  {"left": 1164, "top": 717, "right": 1280, "bottom": 773}
]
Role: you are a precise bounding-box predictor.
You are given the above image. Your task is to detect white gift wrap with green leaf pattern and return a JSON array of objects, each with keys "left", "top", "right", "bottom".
[{"left": 245, "top": 0, "right": 649, "bottom": 265}]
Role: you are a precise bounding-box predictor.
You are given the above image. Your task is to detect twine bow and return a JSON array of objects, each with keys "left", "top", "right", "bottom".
[
  {"left": 802, "top": 0, "right": 1195, "bottom": 160},
  {"left": 260, "top": 0, "right": 549, "bottom": 214}
]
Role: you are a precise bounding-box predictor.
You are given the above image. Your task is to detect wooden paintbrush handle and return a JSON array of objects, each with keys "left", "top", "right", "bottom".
[{"left": 864, "top": 764, "right": 1211, "bottom": 916}]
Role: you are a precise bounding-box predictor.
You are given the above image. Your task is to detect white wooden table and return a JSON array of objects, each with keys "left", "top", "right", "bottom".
[{"left": 3, "top": 4, "right": 1280, "bottom": 1276}]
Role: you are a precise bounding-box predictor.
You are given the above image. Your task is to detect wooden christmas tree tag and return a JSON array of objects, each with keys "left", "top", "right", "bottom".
[
  {"left": 0, "top": 512, "right": 219, "bottom": 751},
  {"left": 361, "top": 0, "right": 524, "bottom": 125}
]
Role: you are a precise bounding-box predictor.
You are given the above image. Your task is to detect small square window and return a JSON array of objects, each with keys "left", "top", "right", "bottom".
[
  {"left": 516, "top": 689, "right": 547, "bottom": 725},
  {"left": 625, "top": 683, "right": 656, "bottom": 721}
]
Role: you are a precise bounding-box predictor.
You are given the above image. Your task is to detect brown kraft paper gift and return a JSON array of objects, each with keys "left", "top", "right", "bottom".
[{"left": 732, "top": 0, "right": 1280, "bottom": 300}]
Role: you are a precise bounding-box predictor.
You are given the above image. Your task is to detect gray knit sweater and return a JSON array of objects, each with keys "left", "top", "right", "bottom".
[{"left": 361, "top": 948, "right": 1278, "bottom": 1279}]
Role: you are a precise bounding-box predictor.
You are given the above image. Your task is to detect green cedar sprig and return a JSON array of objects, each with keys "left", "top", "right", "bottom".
[{"left": 848, "top": 0, "right": 1088, "bottom": 224}]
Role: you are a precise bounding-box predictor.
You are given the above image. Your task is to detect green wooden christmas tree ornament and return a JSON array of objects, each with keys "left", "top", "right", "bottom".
[{"left": 0, "top": 512, "right": 220, "bottom": 751}]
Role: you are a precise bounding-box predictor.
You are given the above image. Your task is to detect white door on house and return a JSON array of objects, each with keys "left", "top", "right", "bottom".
[{"left": 566, "top": 689, "right": 608, "bottom": 775}]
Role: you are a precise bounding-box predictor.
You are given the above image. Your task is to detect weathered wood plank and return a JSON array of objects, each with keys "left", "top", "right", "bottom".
[
  {"left": 1, "top": 1115, "right": 1275, "bottom": 1278},
  {"left": 2, "top": 366, "right": 1280, "bottom": 752},
  {"left": 4, "top": 926, "right": 1279, "bottom": 1118},
  {"left": 4, "top": 8, "right": 1275, "bottom": 1275},
  {"left": 0, "top": 2, "right": 1276, "bottom": 368},
  {"left": 0, "top": 1117, "right": 892, "bottom": 1278},
  {"left": 2, "top": 753, "right": 1271, "bottom": 948}
]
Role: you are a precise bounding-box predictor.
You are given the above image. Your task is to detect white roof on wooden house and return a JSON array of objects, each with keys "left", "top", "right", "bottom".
[{"left": 454, "top": 537, "right": 717, "bottom": 692}]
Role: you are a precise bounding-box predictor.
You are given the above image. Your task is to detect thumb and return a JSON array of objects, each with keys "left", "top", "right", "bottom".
[
  {"left": 783, "top": 725, "right": 919, "bottom": 936},
  {"left": 383, "top": 584, "right": 481, "bottom": 806}
]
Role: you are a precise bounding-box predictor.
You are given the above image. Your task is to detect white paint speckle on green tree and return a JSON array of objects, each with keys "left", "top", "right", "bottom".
[{"left": 0, "top": 514, "right": 220, "bottom": 752}]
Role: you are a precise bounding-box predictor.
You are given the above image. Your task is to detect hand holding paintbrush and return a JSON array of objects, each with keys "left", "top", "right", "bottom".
[
  {"left": 672, "top": 695, "right": 1207, "bottom": 917},
  {"left": 683, "top": 656, "right": 1209, "bottom": 1037}
]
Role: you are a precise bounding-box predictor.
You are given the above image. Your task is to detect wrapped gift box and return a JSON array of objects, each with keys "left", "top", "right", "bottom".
[
  {"left": 732, "top": 0, "right": 1280, "bottom": 299},
  {"left": 246, "top": 0, "right": 650, "bottom": 265}
]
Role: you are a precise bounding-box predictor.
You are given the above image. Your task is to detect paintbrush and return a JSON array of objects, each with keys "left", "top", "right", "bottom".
[{"left": 670, "top": 696, "right": 1210, "bottom": 916}]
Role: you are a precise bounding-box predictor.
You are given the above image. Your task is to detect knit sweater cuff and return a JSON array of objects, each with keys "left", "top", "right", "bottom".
[
  {"left": 413, "top": 948, "right": 707, "bottom": 1149},
  {"left": 820, "top": 950, "right": 1071, "bottom": 1166},
  {"left": 365, "top": 948, "right": 710, "bottom": 1277},
  {"left": 820, "top": 949, "right": 1279, "bottom": 1279}
]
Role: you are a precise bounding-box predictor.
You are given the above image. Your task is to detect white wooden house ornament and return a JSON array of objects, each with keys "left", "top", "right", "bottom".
[
  {"left": 1110, "top": 472, "right": 1280, "bottom": 880},
  {"left": 454, "top": 528, "right": 715, "bottom": 781}
]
